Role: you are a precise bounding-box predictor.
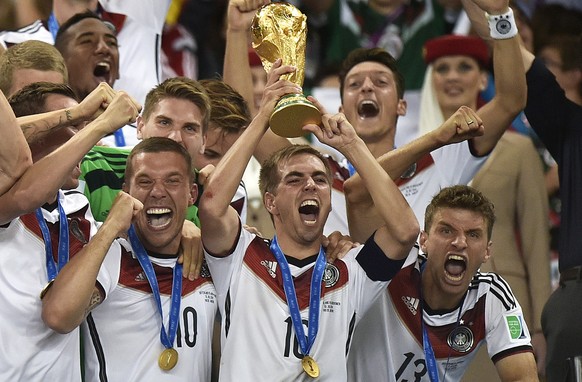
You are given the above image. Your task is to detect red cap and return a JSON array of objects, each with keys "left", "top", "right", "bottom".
[
  {"left": 248, "top": 48, "right": 262, "bottom": 67},
  {"left": 423, "top": 35, "right": 490, "bottom": 67}
]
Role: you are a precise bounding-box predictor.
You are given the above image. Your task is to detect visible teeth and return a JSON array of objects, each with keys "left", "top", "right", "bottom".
[
  {"left": 97, "top": 62, "right": 110, "bottom": 70},
  {"left": 448, "top": 254, "right": 464, "bottom": 261},
  {"left": 147, "top": 208, "right": 171, "bottom": 215},
  {"left": 301, "top": 200, "right": 318, "bottom": 208}
]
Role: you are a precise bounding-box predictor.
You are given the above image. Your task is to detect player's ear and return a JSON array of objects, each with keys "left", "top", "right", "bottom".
[
  {"left": 419, "top": 230, "right": 428, "bottom": 253},
  {"left": 482, "top": 240, "right": 492, "bottom": 264},
  {"left": 264, "top": 192, "right": 278, "bottom": 215}
]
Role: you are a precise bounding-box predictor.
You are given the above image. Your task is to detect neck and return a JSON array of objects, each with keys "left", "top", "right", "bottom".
[
  {"left": 369, "top": 0, "right": 404, "bottom": 16},
  {"left": 274, "top": 233, "right": 322, "bottom": 261},
  {"left": 420, "top": 274, "right": 465, "bottom": 311},
  {"left": 53, "top": 0, "right": 96, "bottom": 24},
  {"left": 366, "top": 136, "right": 395, "bottom": 159},
  {"left": 566, "top": 89, "right": 582, "bottom": 107}
]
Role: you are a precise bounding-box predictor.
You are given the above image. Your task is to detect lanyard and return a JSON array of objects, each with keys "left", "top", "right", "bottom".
[
  {"left": 419, "top": 262, "right": 465, "bottom": 382},
  {"left": 270, "top": 236, "right": 326, "bottom": 357},
  {"left": 47, "top": 13, "right": 59, "bottom": 41},
  {"left": 128, "top": 225, "right": 182, "bottom": 350},
  {"left": 35, "top": 196, "right": 69, "bottom": 282}
]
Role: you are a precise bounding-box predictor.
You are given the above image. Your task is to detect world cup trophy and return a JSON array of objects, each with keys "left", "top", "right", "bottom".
[{"left": 251, "top": 2, "right": 321, "bottom": 138}]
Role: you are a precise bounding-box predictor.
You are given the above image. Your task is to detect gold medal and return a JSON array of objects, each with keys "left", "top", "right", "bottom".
[
  {"left": 39, "top": 279, "right": 55, "bottom": 300},
  {"left": 301, "top": 355, "right": 320, "bottom": 378},
  {"left": 158, "top": 348, "right": 179, "bottom": 371}
]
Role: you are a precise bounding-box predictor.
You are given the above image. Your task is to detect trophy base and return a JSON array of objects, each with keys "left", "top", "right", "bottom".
[{"left": 269, "top": 94, "right": 321, "bottom": 138}]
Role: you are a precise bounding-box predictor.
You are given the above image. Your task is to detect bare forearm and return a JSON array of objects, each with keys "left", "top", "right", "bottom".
[
  {"left": 224, "top": 28, "right": 257, "bottom": 116},
  {"left": 342, "top": 139, "right": 419, "bottom": 253},
  {"left": 0, "top": 119, "right": 111, "bottom": 223},
  {"left": 0, "top": 93, "right": 32, "bottom": 195},
  {"left": 345, "top": 129, "right": 444, "bottom": 204},
  {"left": 41, "top": 223, "right": 119, "bottom": 333},
  {"left": 18, "top": 106, "right": 87, "bottom": 144}
]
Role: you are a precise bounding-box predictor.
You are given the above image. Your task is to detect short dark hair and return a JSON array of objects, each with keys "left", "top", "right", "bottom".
[
  {"left": 54, "top": 10, "right": 116, "bottom": 53},
  {"left": 338, "top": 48, "right": 405, "bottom": 102},
  {"left": 424, "top": 185, "right": 496, "bottom": 240},
  {"left": 142, "top": 77, "right": 211, "bottom": 134},
  {"left": 259, "top": 144, "right": 332, "bottom": 197},
  {"left": 8, "top": 81, "right": 78, "bottom": 117},
  {"left": 125, "top": 137, "right": 195, "bottom": 184}
]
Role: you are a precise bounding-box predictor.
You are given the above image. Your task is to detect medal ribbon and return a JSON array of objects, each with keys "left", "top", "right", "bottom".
[
  {"left": 128, "top": 225, "right": 182, "bottom": 351},
  {"left": 35, "top": 194, "right": 69, "bottom": 282},
  {"left": 419, "top": 263, "right": 465, "bottom": 382},
  {"left": 47, "top": 13, "right": 59, "bottom": 41},
  {"left": 270, "top": 236, "right": 326, "bottom": 358}
]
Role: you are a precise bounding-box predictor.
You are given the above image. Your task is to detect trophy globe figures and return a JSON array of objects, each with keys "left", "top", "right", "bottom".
[{"left": 251, "top": 2, "right": 321, "bottom": 138}]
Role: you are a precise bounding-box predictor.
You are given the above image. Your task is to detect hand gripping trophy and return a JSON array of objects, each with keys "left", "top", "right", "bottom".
[{"left": 251, "top": 2, "right": 321, "bottom": 138}]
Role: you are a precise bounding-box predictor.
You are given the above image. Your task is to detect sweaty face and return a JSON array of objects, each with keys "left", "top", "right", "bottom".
[
  {"left": 420, "top": 208, "right": 491, "bottom": 308},
  {"left": 265, "top": 153, "right": 331, "bottom": 245},
  {"left": 137, "top": 98, "right": 206, "bottom": 168},
  {"left": 431, "top": 56, "right": 486, "bottom": 118},
  {"left": 194, "top": 125, "right": 241, "bottom": 168},
  {"left": 126, "top": 151, "right": 196, "bottom": 254},
  {"left": 340, "top": 61, "right": 404, "bottom": 145},
  {"left": 30, "top": 94, "right": 85, "bottom": 190},
  {"left": 60, "top": 18, "right": 119, "bottom": 99},
  {"left": 8, "top": 69, "right": 65, "bottom": 97}
]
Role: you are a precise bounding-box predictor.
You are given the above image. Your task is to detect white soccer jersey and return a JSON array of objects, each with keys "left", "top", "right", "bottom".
[
  {"left": 0, "top": 190, "right": 120, "bottom": 381},
  {"left": 347, "top": 255, "right": 533, "bottom": 382},
  {"left": 83, "top": 239, "right": 217, "bottom": 382},
  {"left": 323, "top": 141, "right": 487, "bottom": 235},
  {"left": 205, "top": 225, "right": 415, "bottom": 381},
  {"left": 0, "top": 20, "right": 53, "bottom": 48},
  {"left": 98, "top": 0, "right": 171, "bottom": 107}
]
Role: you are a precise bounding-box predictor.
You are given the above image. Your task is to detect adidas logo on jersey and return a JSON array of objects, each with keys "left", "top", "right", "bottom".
[
  {"left": 135, "top": 272, "right": 147, "bottom": 282},
  {"left": 261, "top": 260, "right": 277, "bottom": 278},
  {"left": 402, "top": 296, "right": 419, "bottom": 315}
]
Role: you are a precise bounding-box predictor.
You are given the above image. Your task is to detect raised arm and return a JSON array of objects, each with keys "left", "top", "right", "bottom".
[
  {"left": 42, "top": 191, "right": 142, "bottom": 333},
  {"left": 0, "top": 91, "right": 140, "bottom": 224},
  {"left": 0, "top": 91, "right": 32, "bottom": 196},
  {"left": 16, "top": 82, "right": 116, "bottom": 144},
  {"left": 307, "top": 113, "right": 419, "bottom": 260},
  {"left": 463, "top": 0, "right": 526, "bottom": 156},
  {"left": 199, "top": 60, "right": 301, "bottom": 256},
  {"left": 345, "top": 106, "right": 483, "bottom": 242},
  {"left": 222, "top": 0, "right": 292, "bottom": 165},
  {"left": 462, "top": 0, "right": 535, "bottom": 72}
]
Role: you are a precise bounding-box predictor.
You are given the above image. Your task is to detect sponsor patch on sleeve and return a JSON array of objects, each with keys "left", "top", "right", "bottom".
[{"left": 504, "top": 314, "right": 528, "bottom": 342}]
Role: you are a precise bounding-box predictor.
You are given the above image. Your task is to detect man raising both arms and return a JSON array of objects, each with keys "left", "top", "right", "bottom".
[{"left": 198, "top": 59, "right": 419, "bottom": 380}]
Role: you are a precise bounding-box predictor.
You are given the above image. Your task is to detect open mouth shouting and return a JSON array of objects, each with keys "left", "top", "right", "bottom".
[
  {"left": 444, "top": 254, "right": 467, "bottom": 283},
  {"left": 298, "top": 200, "right": 320, "bottom": 226},
  {"left": 146, "top": 207, "right": 173, "bottom": 229},
  {"left": 357, "top": 100, "right": 380, "bottom": 118},
  {"left": 94, "top": 61, "right": 112, "bottom": 84}
]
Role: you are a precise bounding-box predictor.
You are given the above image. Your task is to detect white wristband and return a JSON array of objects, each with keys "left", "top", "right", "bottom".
[{"left": 487, "top": 8, "right": 518, "bottom": 39}]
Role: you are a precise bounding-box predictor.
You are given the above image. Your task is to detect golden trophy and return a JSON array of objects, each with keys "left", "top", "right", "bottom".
[{"left": 251, "top": 2, "right": 321, "bottom": 138}]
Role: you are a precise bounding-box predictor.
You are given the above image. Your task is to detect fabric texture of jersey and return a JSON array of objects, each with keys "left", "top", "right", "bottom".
[
  {"left": 205, "top": 223, "right": 415, "bottom": 381},
  {"left": 82, "top": 239, "right": 216, "bottom": 381},
  {"left": 0, "top": 190, "right": 121, "bottom": 381},
  {"left": 347, "top": 253, "right": 533, "bottom": 381}
]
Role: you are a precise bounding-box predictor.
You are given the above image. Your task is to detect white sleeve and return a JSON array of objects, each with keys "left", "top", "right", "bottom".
[
  {"left": 484, "top": 274, "right": 532, "bottom": 359},
  {"left": 98, "top": 0, "right": 171, "bottom": 31},
  {"left": 96, "top": 239, "right": 122, "bottom": 298},
  {"left": 432, "top": 141, "right": 488, "bottom": 186}
]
